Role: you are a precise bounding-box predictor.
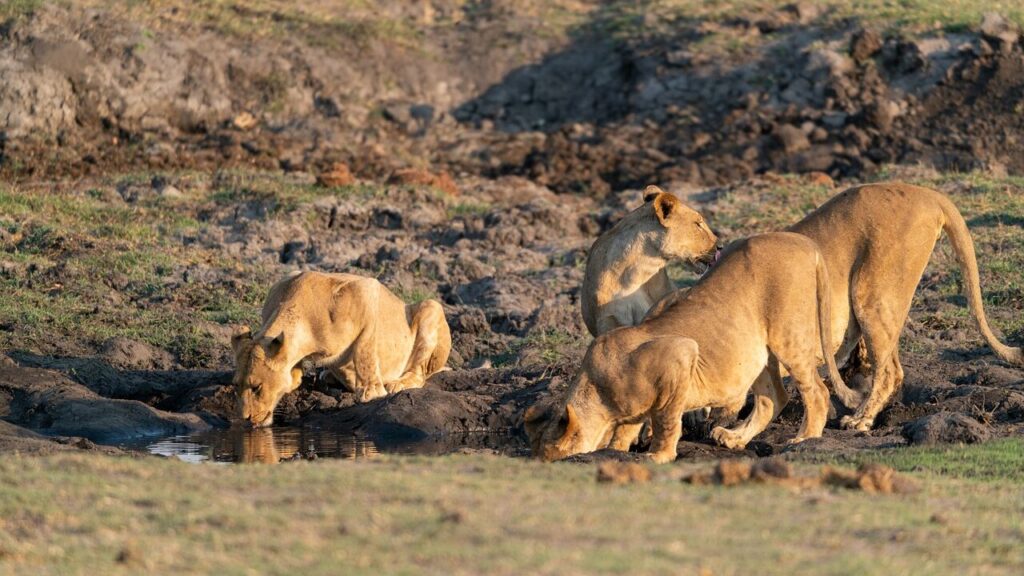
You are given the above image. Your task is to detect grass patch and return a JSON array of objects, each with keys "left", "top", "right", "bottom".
[
  {"left": 1, "top": 449, "right": 1023, "bottom": 574},
  {"left": 0, "top": 0, "right": 44, "bottom": 21},
  {"left": 588, "top": 0, "right": 1024, "bottom": 38},
  {"left": 393, "top": 285, "right": 436, "bottom": 305},
  {"left": 0, "top": 179, "right": 278, "bottom": 366},
  {"left": 842, "top": 438, "right": 1024, "bottom": 482},
  {"left": 87, "top": 0, "right": 421, "bottom": 48}
]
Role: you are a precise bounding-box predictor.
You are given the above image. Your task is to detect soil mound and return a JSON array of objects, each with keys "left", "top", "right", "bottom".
[{"left": 901, "top": 411, "right": 992, "bottom": 445}]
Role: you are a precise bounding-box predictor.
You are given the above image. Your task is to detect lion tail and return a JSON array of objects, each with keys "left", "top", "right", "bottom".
[
  {"left": 938, "top": 193, "right": 1024, "bottom": 366},
  {"left": 815, "top": 249, "right": 859, "bottom": 408}
]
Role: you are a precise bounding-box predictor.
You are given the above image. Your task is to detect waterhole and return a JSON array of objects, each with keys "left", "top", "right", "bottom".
[{"left": 141, "top": 425, "right": 527, "bottom": 464}]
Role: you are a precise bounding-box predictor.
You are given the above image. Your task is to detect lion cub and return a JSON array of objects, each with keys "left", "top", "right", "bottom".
[
  {"left": 232, "top": 271, "right": 451, "bottom": 427},
  {"left": 581, "top": 185, "right": 719, "bottom": 337},
  {"left": 526, "top": 232, "right": 845, "bottom": 463}
]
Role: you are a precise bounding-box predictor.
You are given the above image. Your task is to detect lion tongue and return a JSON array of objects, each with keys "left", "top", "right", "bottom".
[{"left": 700, "top": 249, "right": 721, "bottom": 277}]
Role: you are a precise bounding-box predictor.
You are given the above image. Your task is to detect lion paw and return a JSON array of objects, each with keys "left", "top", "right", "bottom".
[
  {"left": 839, "top": 414, "right": 874, "bottom": 431},
  {"left": 356, "top": 385, "right": 388, "bottom": 403},
  {"left": 710, "top": 426, "right": 747, "bottom": 450},
  {"left": 647, "top": 450, "right": 677, "bottom": 464}
]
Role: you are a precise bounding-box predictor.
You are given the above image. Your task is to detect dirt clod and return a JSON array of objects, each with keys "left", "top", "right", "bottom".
[
  {"left": 388, "top": 168, "right": 459, "bottom": 196},
  {"left": 597, "top": 461, "right": 652, "bottom": 485},
  {"left": 684, "top": 461, "right": 919, "bottom": 494},
  {"left": 316, "top": 162, "right": 355, "bottom": 188},
  {"left": 850, "top": 28, "right": 883, "bottom": 62},
  {"left": 821, "top": 463, "right": 920, "bottom": 494}
]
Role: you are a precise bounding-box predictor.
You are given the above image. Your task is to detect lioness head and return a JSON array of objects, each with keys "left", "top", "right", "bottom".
[
  {"left": 231, "top": 326, "right": 303, "bottom": 427},
  {"left": 524, "top": 402, "right": 593, "bottom": 462},
  {"left": 643, "top": 185, "right": 719, "bottom": 270}
]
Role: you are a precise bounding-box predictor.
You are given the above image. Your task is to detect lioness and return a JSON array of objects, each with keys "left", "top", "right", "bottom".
[
  {"left": 526, "top": 232, "right": 845, "bottom": 463},
  {"left": 581, "top": 185, "right": 719, "bottom": 337},
  {"left": 774, "top": 182, "right": 1024, "bottom": 431},
  {"left": 231, "top": 271, "right": 451, "bottom": 427}
]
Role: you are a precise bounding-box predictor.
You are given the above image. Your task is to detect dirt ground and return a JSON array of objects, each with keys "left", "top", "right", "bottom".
[{"left": 1, "top": 1, "right": 1024, "bottom": 461}]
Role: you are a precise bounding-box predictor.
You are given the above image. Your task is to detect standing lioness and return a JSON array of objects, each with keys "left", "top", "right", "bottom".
[
  {"left": 783, "top": 182, "right": 1024, "bottom": 431},
  {"left": 526, "top": 232, "right": 845, "bottom": 463},
  {"left": 232, "top": 271, "right": 451, "bottom": 427}
]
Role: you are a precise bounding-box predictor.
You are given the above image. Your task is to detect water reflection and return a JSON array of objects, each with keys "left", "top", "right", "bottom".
[
  {"left": 146, "top": 426, "right": 380, "bottom": 464},
  {"left": 144, "top": 425, "right": 526, "bottom": 464}
]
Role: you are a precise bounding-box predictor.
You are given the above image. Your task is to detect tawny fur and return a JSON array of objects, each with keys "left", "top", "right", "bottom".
[
  {"left": 231, "top": 271, "right": 451, "bottom": 427},
  {"left": 776, "top": 181, "right": 1024, "bottom": 431},
  {"left": 526, "top": 232, "right": 844, "bottom": 463},
  {"left": 581, "top": 185, "right": 718, "bottom": 337}
]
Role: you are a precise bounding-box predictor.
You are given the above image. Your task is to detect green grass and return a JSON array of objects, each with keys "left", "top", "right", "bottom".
[
  {"left": 210, "top": 169, "right": 384, "bottom": 214},
  {"left": 591, "top": 0, "right": 1024, "bottom": 38},
  {"left": 0, "top": 0, "right": 44, "bottom": 21},
  {"left": 0, "top": 178, "right": 276, "bottom": 365},
  {"left": 794, "top": 437, "right": 1024, "bottom": 482},
  {"left": 87, "top": 0, "right": 422, "bottom": 48},
  {"left": 1, "top": 443, "right": 1023, "bottom": 575},
  {"left": 393, "top": 285, "right": 437, "bottom": 305}
]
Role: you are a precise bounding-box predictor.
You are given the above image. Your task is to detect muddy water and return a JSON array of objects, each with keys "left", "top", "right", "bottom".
[{"left": 141, "top": 426, "right": 527, "bottom": 464}]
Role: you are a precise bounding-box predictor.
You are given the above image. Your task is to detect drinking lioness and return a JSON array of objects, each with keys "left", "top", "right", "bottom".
[
  {"left": 231, "top": 271, "right": 451, "bottom": 427},
  {"left": 526, "top": 232, "right": 850, "bottom": 463}
]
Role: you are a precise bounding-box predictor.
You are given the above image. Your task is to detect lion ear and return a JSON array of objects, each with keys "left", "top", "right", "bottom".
[
  {"left": 561, "top": 405, "right": 581, "bottom": 437},
  {"left": 642, "top": 184, "right": 664, "bottom": 204},
  {"left": 653, "top": 192, "right": 680, "bottom": 226},
  {"left": 231, "top": 326, "right": 252, "bottom": 354},
  {"left": 265, "top": 333, "right": 285, "bottom": 357}
]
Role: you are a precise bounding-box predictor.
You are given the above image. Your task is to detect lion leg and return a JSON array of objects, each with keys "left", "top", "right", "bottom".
[
  {"left": 840, "top": 247, "right": 929, "bottom": 430},
  {"left": 840, "top": 350, "right": 903, "bottom": 431},
  {"left": 785, "top": 361, "right": 830, "bottom": 444},
  {"left": 608, "top": 422, "right": 645, "bottom": 452},
  {"left": 711, "top": 360, "right": 786, "bottom": 449},
  {"left": 350, "top": 330, "right": 387, "bottom": 403},
  {"left": 384, "top": 300, "right": 449, "bottom": 394},
  {"left": 328, "top": 364, "right": 358, "bottom": 393},
  {"left": 648, "top": 408, "right": 684, "bottom": 464}
]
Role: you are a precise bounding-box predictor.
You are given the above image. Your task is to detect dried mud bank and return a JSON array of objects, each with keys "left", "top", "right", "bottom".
[{"left": 3, "top": 3, "right": 1024, "bottom": 193}]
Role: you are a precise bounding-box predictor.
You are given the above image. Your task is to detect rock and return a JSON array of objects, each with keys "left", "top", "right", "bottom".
[
  {"left": 316, "top": 162, "right": 355, "bottom": 187},
  {"left": 850, "top": 28, "right": 883, "bottom": 62},
  {"left": 775, "top": 124, "right": 810, "bottom": 153},
  {"left": 980, "top": 13, "right": 1020, "bottom": 53},
  {"left": 232, "top": 111, "right": 258, "bottom": 130},
  {"left": 156, "top": 184, "right": 183, "bottom": 199},
  {"left": 865, "top": 99, "right": 900, "bottom": 133},
  {"left": 901, "top": 411, "right": 991, "bottom": 445},
  {"left": 382, "top": 101, "right": 413, "bottom": 126}
]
